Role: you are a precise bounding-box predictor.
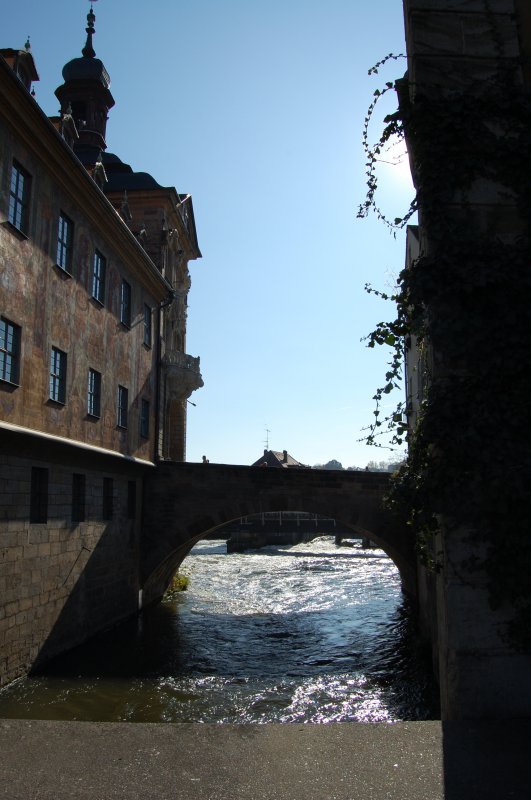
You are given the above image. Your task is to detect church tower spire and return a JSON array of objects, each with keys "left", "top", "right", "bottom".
[
  {"left": 82, "top": 3, "right": 97, "bottom": 59},
  {"left": 54, "top": 2, "right": 115, "bottom": 169}
]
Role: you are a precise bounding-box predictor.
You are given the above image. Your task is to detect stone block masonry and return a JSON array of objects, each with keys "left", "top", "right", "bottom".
[{"left": 0, "top": 450, "right": 143, "bottom": 687}]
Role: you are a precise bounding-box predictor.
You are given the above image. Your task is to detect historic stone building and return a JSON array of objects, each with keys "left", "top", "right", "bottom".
[{"left": 0, "top": 9, "right": 202, "bottom": 685}]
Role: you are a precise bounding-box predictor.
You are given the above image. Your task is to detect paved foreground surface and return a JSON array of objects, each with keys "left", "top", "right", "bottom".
[{"left": 0, "top": 719, "right": 530, "bottom": 800}]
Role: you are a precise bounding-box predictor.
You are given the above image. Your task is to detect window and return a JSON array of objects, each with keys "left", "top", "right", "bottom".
[
  {"left": 49, "top": 347, "right": 67, "bottom": 403},
  {"left": 120, "top": 280, "right": 131, "bottom": 326},
  {"left": 71, "top": 101, "right": 87, "bottom": 130},
  {"left": 0, "top": 318, "right": 21, "bottom": 384},
  {"left": 143, "top": 304, "right": 152, "bottom": 347},
  {"left": 127, "top": 480, "right": 136, "bottom": 519},
  {"left": 117, "top": 385, "right": 128, "bottom": 428},
  {"left": 140, "top": 399, "right": 150, "bottom": 438},
  {"left": 72, "top": 473, "right": 86, "bottom": 522},
  {"left": 92, "top": 250, "right": 106, "bottom": 304},
  {"left": 56, "top": 212, "right": 74, "bottom": 273},
  {"left": 30, "top": 467, "right": 48, "bottom": 523},
  {"left": 8, "top": 161, "right": 31, "bottom": 233},
  {"left": 87, "top": 368, "right": 101, "bottom": 417},
  {"left": 103, "top": 477, "right": 113, "bottom": 520}
]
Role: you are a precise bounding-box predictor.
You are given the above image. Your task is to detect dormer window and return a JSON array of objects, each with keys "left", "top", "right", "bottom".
[
  {"left": 16, "top": 63, "right": 30, "bottom": 88},
  {"left": 0, "top": 46, "right": 40, "bottom": 92}
]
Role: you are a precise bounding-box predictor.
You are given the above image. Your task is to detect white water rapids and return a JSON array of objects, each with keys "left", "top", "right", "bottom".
[{"left": 0, "top": 538, "right": 439, "bottom": 722}]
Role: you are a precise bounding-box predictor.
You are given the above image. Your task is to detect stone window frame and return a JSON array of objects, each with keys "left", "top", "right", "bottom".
[
  {"left": 49, "top": 346, "right": 67, "bottom": 404},
  {"left": 56, "top": 211, "right": 74, "bottom": 274},
  {"left": 102, "top": 476, "right": 113, "bottom": 520},
  {"left": 0, "top": 317, "right": 21, "bottom": 385},
  {"left": 30, "top": 466, "right": 48, "bottom": 524},
  {"left": 140, "top": 398, "right": 150, "bottom": 439},
  {"left": 87, "top": 367, "right": 101, "bottom": 418},
  {"left": 8, "top": 160, "right": 31, "bottom": 234},
  {"left": 117, "top": 384, "right": 128, "bottom": 429},
  {"left": 71, "top": 473, "right": 86, "bottom": 523},
  {"left": 143, "top": 303, "right": 152, "bottom": 348},
  {"left": 120, "top": 279, "right": 132, "bottom": 327},
  {"left": 92, "top": 249, "right": 106, "bottom": 305}
]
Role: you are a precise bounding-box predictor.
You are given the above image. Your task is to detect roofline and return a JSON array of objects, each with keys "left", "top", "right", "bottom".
[
  {"left": 106, "top": 187, "right": 202, "bottom": 260},
  {"left": 0, "top": 420, "right": 155, "bottom": 468},
  {"left": 0, "top": 48, "right": 39, "bottom": 82},
  {"left": 179, "top": 194, "right": 202, "bottom": 259},
  {"left": 0, "top": 54, "right": 172, "bottom": 301}
]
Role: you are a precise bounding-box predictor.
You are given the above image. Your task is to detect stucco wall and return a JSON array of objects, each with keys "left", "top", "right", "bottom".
[{"left": 0, "top": 117, "right": 159, "bottom": 461}]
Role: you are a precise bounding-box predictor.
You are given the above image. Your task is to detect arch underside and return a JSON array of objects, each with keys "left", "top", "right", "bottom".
[{"left": 141, "top": 501, "right": 416, "bottom": 607}]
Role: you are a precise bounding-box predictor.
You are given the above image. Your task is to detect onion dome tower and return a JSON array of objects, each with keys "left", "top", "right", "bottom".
[{"left": 54, "top": 3, "right": 114, "bottom": 170}]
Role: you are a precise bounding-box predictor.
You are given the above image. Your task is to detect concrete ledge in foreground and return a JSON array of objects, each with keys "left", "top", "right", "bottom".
[{"left": 0, "top": 719, "right": 530, "bottom": 800}]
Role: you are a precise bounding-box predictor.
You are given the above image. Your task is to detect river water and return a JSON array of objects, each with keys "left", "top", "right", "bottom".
[{"left": 0, "top": 538, "right": 439, "bottom": 723}]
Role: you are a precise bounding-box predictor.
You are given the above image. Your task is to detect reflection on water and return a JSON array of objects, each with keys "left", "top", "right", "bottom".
[{"left": 0, "top": 538, "right": 440, "bottom": 722}]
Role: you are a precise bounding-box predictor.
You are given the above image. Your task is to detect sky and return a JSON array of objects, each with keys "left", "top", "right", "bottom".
[{"left": 3, "top": 0, "right": 414, "bottom": 468}]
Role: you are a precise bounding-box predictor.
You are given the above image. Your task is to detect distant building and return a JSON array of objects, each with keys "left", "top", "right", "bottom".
[
  {"left": 0, "top": 9, "right": 202, "bottom": 685},
  {"left": 251, "top": 449, "right": 309, "bottom": 468},
  {"left": 221, "top": 448, "right": 344, "bottom": 550}
]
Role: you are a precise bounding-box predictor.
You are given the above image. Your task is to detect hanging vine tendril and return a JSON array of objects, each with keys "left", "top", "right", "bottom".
[{"left": 360, "top": 55, "right": 531, "bottom": 648}]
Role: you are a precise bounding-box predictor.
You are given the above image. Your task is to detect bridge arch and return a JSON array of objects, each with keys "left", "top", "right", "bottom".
[{"left": 141, "top": 462, "right": 415, "bottom": 606}]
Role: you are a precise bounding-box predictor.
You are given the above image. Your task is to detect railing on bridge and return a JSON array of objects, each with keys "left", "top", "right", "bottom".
[{"left": 219, "top": 511, "right": 359, "bottom": 552}]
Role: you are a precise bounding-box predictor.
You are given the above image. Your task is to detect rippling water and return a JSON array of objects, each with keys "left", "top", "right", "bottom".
[{"left": 0, "top": 538, "right": 439, "bottom": 722}]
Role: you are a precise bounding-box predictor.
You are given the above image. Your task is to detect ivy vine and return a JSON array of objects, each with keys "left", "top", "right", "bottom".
[{"left": 360, "top": 53, "right": 531, "bottom": 649}]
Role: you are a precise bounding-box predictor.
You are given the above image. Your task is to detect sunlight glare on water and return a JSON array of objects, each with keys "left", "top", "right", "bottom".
[{"left": 0, "top": 537, "right": 438, "bottom": 723}]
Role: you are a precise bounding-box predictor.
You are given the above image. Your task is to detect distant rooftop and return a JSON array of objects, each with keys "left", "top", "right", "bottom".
[{"left": 251, "top": 449, "right": 309, "bottom": 468}]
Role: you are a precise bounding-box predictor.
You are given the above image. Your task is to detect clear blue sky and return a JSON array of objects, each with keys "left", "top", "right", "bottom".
[{"left": 4, "top": 0, "right": 414, "bottom": 468}]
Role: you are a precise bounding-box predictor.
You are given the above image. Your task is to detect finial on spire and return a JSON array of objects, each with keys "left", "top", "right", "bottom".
[
  {"left": 24, "top": 36, "right": 31, "bottom": 52},
  {"left": 82, "top": 1, "right": 98, "bottom": 59}
]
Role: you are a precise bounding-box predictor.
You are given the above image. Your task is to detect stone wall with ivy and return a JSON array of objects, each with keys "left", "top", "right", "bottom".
[{"left": 360, "top": 0, "right": 531, "bottom": 717}]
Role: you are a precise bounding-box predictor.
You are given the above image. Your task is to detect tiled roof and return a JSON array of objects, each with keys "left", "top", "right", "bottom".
[{"left": 251, "top": 449, "right": 309, "bottom": 468}]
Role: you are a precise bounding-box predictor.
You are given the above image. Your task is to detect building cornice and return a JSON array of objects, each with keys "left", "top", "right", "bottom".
[
  {"left": 0, "top": 420, "right": 155, "bottom": 468},
  {"left": 105, "top": 187, "right": 202, "bottom": 261}
]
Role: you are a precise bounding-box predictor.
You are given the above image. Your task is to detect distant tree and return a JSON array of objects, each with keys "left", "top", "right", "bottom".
[
  {"left": 365, "top": 456, "right": 406, "bottom": 472},
  {"left": 366, "top": 459, "right": 390, "bottom": 471},
  {"left": 324, "top": 459, "right": 343, "bottom": 470},
  {"left": 313, "top": 459, "right": 344, "bottom": 470}
]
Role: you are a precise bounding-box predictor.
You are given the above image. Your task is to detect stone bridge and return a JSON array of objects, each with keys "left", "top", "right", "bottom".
[{"left": 141, "top": 462, "right": 414, "bottom": 605}]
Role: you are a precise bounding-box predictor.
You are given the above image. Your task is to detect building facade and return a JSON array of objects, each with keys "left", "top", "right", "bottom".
[{"left": 0, "top": 10, "right": 202, "bottom": 685}]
